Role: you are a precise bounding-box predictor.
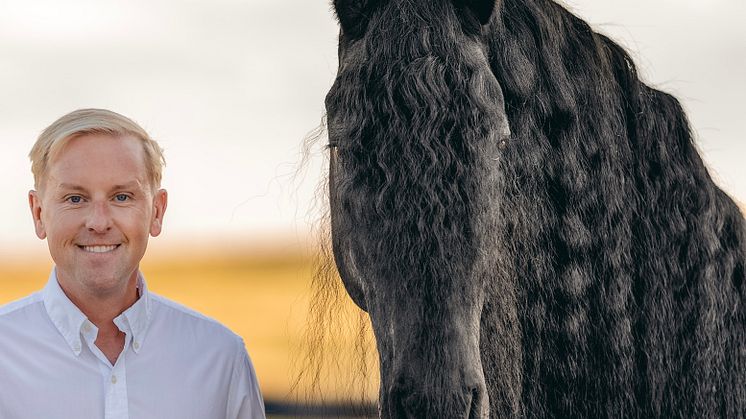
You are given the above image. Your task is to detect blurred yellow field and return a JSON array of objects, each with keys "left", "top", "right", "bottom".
[{"left": 0, "top": 243, "right": 378, "bottom": 405}]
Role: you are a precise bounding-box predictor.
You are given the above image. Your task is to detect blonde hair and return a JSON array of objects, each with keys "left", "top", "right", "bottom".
[{"left": 29, "top": 108, "right": 165, "bottom": 190}]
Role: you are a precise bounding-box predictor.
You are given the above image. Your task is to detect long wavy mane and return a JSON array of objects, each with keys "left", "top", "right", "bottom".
[
  {"left": 299, "top": 0, "right": 745, "bottom": 416},
  {"left": 489, "top": 1, "right": 744, "bottom": 415}
]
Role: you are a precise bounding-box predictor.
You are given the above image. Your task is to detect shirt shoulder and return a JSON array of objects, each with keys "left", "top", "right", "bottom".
[
  {"left": 0, "top": 291, "right": 44, "bottom": 320},
  {"left": 0, "top": 292, "right": 49, "bottom": 343},
  {"left": 148, "top": 292, "right": 245, "bottom": 349}
]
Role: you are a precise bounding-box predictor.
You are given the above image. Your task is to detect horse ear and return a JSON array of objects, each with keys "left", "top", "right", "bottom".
[
  {"left": 333, "top": 0, "right": 373, "bottom": 38},
  {"left": 456, "top": 0, "right": 496, "bottom": 25}
]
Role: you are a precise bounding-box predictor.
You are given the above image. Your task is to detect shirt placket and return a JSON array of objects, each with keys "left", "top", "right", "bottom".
[
  {"left": 82, "top": 320, "right": 131, "bottom": 419},
  {"left": 103, "top": 352, "right": 129, "bottom": 419}
]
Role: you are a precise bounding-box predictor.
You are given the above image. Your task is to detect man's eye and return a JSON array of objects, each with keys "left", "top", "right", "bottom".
[
  {"left": 67, "top": 196, "right": 82, "bottom": 204},
  {"left": 115, "top": 194, "right": 130, "bottom": 202}
]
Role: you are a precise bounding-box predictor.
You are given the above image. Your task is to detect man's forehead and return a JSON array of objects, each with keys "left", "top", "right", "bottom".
[
  {"left": 43, "top": 134, "right": 150, "bottom": 184},
  {"left": 54, "top": 133, "right": 143, "bottom": 158}
]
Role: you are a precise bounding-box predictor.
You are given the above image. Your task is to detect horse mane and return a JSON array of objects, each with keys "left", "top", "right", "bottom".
[
  {"left": 299, "top": 0, "right": 745, "bottom": 416},
  {"left": 491, "top": 1, "right": 743, "bottom": 415}
]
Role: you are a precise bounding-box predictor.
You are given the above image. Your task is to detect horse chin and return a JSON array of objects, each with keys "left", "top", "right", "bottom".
[
  {"left": 367, "top": 299, "right": 489, "bottom": 419},
  {"left": 378, "top": 356, "right": 490, "bottom": 419}
]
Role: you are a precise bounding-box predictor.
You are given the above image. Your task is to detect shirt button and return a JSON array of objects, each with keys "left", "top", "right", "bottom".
[
  {"left": 111, "top": 375, "right": 117, "bottom": 384},
  {"left": 133, "top": 341, "right": 140, "bottom": 350},
  {"left": 83, "top": 323, "right": 91, "bottom": 333}
]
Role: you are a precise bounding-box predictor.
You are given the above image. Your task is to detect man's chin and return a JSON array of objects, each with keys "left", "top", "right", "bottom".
[{"left": 58, "top": 265, "right": 137, "bottom": 298}]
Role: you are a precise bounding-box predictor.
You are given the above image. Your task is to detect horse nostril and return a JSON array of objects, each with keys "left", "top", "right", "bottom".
[
  {"left": 392, "top": 385, "right": 487, "bottom": 419},
  {"left": 467, "top": 385, "right": 489, "bottom": 419}
]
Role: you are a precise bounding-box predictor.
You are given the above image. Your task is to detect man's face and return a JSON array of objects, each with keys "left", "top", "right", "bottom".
[{"left": 29, "top": 133, "right": 167, "bottom": 296}]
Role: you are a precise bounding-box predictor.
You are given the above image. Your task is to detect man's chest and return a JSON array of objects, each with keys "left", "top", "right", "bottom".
[{"left": 0, "top": 342, "right": 233, "bottom": 419}]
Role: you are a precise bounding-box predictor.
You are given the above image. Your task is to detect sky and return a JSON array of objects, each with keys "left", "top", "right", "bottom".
[{"left": 1, "top": 0, "right": 744, "bottom": 257}]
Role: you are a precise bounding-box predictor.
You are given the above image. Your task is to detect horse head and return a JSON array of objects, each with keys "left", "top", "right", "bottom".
[{"left": 325, "top": 0, "right": 514, "bottom": 417}]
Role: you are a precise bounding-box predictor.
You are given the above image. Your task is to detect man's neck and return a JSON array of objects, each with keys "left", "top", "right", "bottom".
[{"left": 56, "top": 271, "right": 140, "bottom": 365}]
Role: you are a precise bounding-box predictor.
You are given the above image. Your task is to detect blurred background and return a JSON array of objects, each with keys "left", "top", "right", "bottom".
[{"left": 1, "top": 0, "right": 744, "bottom": 416}]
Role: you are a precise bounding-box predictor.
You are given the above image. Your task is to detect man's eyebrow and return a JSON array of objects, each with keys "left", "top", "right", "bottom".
[
  {"left": 56, "top": 183, "right": 87, "bottom": 192},
  {"left": 111, "top": 181, "right": 143, "bottom": 190},
  {"left": 56, "top": 181, "right": 144, "bottom": 192}
]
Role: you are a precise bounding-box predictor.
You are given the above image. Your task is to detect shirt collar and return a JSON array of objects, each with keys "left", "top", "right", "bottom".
[
  {"left": 119, "top": 274, "right": 152, "bottom": 354},
  {"left": 42, "top": 268, "right": 153, "bottom": 356}
]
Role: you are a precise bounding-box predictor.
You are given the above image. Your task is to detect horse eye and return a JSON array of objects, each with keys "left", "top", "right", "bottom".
[{"left": 498, "top": 138, "right": 509, "bottom": 150}]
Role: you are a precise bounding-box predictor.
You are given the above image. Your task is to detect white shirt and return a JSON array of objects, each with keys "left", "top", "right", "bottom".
[{"left": 0, "top": 269, "right": 265, "bottom": 419}]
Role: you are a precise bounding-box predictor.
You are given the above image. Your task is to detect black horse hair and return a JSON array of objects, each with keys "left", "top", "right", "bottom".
[{"left": 300, "top": 0, "right": 745, "bottom": 417}]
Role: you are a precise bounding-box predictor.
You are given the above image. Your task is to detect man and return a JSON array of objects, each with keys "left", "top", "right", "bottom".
[{"left": 0, "top": 109, "right": 265, "bottom": 419}]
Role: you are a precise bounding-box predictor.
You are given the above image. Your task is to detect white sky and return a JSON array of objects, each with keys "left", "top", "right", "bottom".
[{"left": 1, "top": 1, "right": 744, "bottom": 257}]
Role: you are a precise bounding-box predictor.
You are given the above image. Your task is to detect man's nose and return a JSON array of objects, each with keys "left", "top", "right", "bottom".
[{"left": 86, "top": 202, "right": 113, "bottom": 233}]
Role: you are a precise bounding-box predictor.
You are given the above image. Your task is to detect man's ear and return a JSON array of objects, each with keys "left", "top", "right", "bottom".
[
  {"left": 150, "top": 189, "right": 168, "bottom": 237},
  {"left": 29, "top": 190, "right": 47, "bottom": 239}
]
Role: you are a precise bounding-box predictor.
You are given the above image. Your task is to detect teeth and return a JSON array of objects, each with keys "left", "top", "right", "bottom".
[{"left": 82, "top": 245, "right": 117, "bottom": 253}]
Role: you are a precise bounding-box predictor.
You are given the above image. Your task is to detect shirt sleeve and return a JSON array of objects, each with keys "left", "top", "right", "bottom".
[{"left": 226, "top": 337, "right": 266, "bottom": 419}]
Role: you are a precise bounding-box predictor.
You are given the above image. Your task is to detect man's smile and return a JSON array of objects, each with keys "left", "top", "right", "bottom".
[{"left": 77, "top": 244, "right": 121, "bottom": 253}]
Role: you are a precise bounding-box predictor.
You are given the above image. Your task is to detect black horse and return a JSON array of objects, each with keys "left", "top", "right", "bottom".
[{"left": 320, "top": 0, "right": 745, "bottom": 417}]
